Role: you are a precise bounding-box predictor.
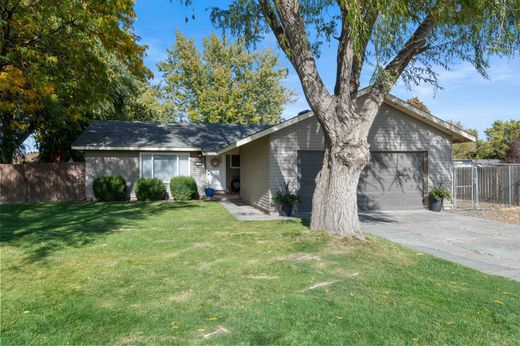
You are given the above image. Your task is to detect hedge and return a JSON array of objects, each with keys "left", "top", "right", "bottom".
[
  {"left": 170, "top": 176, "right": 198, "bottom": 201},
  {"left": 92, "top": 175, "right": 127, "bottom": 201},
  {"left": 135, "top": 178, "right": 166, "bottom": 201}
]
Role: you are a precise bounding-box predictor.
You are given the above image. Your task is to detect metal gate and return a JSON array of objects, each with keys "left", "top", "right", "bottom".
[{"left": 452, "top": 162, "right": 520, "bottom": 209}]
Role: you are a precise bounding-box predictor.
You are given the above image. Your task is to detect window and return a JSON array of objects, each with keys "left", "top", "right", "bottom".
[
  {"left": 140, "top": 153, "right": 190, "bottom": 183},
  {"left": 230, "top": 154, "right": 240, "bottom": 169}
]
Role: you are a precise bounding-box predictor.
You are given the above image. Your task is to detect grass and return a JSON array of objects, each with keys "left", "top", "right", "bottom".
[{"left": 1, "top": 201, "right": 519, "bottom": 345}]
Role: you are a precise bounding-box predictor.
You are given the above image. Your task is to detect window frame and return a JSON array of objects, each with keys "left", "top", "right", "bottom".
[
  {"left": 229, "top": 154, "right": 240, "bottom": 169},
  {"left": 139, "top": 152, "right": 191, "bottom": 183}
]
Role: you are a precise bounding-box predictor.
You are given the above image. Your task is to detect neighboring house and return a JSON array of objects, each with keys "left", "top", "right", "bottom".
[
  {"left": 72, "top": 92, "right": 475, "bottom": 216},
  {"left": 12, "top": 152, "right": 39, "bottom": 164}
]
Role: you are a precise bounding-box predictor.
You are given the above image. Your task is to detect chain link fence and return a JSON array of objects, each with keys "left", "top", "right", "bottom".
[{"left": 452, "top": 161, "right": 520, "bottom": 210}]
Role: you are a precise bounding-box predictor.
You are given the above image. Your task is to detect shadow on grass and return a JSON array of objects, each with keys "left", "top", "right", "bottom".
[
  {"left": 0, "top": 201, "right": 198, "bottom": 264},
  {"left": 299, "top": 211, "right": 397, "bottom": 228}
]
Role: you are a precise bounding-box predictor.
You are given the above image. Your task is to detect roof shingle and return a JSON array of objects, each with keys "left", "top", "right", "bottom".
[{"left": 72, "top": 120, "right": 270, "bottom": 153}]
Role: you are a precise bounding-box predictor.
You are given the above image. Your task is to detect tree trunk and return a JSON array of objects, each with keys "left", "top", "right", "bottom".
[{"left": 310, "top": 125, "right": 371, "bottom": 238}]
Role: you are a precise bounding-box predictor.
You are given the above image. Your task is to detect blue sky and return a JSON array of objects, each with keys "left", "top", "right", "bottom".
[{"left": 132, "top": 0, "right": 519, "bottom": 139}]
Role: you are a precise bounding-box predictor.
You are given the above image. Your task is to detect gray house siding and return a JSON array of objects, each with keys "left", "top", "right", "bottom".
[
  {"left": 268, "top": 103, "right": 453, "bottom": 211},
  {"left": 189, "top": 152, "right": 206, "bottom": 197},
  {"left": 240, "top": 136, "right": 271, "bottom": 211},
  {"left": 85, "top": 151, "right": 139, "bottom": 200},
  {"left": 85, "top": 151, "right": 207, "bottom": 200}
]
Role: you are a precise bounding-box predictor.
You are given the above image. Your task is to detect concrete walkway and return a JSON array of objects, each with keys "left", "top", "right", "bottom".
[
  {"left": 361, "top": 210, "right": 520, "bottom": 281},
  {"left": 219, "top": 200, "right": 299, "bottom": 221}
]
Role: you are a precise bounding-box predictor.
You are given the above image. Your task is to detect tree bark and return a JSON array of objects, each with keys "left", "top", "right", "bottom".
[{"left": 309, "top": 113, "right": 371, "bottom": 238}]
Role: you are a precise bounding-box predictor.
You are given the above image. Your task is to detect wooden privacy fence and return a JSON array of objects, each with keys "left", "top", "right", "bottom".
[
  {"left": 0, "top": 163, "right": 85, "bottom": 203},
  {"left": 453, "top": 162, "right": 520, "bottom": 208}
]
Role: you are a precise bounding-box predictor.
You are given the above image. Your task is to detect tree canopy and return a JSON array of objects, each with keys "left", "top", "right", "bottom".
[
  {"left": 449, "top": 120, "right": 480, "bottom": 159},
  {"left": 449, "top": 119, "right": 520, "bottom": 161},
  {"left": 505, "top": 137, "right": 520, "bottom": 163},
  {"left": 479, "top": 119, "right": 520, "bottom": 160},
  {"left": 0, "top": 0, "right": 153, "bottom": 162},
  {"left": 158, "top": 31, "right": 294, "bottom": 124}
]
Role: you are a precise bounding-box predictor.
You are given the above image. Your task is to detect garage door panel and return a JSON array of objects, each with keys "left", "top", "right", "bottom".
[{"left": 298, "top": 151, "right": 425, "bottom": 213}]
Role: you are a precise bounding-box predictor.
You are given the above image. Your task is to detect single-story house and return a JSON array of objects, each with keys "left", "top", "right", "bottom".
[{"left": 72, "top": 92, "right": 475, "bottom": 216}]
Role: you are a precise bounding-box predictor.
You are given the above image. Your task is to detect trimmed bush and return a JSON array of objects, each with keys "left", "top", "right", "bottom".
[
  {"left": 92, "top": 175, "right": 127, "bottom": 201},
  {"left": 170, "top": 176, "right": 198, "bottom": 201},
  {"left": 135, "top": 178, "right": 166, "bottom": 201}
]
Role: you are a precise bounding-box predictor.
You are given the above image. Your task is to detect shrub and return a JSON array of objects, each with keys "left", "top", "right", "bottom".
[
  {"left": 92, "top": 175, "right": 127, "bottom": 201},
  {"left": 272, "top": 191, "right": 300, "bottom": 205},
  {"left": 429, "top": 187, "right": 452, "bottom": 201},
  {"left": 169, "top": 176, "right": 198, "bottom": 201},
  {"left": 135, "top": 178, "right": 166, "bottom": 201}
]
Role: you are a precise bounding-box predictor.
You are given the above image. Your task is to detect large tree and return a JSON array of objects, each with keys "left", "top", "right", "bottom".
[
  {"left": 176, "top": 0, "right": 519, "bottom": 237},
  {"left": 0, "top": 0, "right": 151, "bottom": 163},
  {"left": 478, "top": 119, "right": 520, "bottom": 160},
  {"left": 158, "top": 31, "right": 294, "bottom": 124}
]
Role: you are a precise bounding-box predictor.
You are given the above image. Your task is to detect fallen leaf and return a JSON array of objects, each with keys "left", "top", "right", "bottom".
[
  {"left": 197, "top": 328, "right": 206, "bottom": 332},
  {"left": 208, "top": 317, "right": 218, "bottom": 321},
  {"left": 447, "top": 321, "right": 454, "bottom": 325},
  {"left": 336, "top": 316, "right": 343, "bottom": 320},
  {"left": 495, "top": 300, "right": 504, "bottom": 305}
]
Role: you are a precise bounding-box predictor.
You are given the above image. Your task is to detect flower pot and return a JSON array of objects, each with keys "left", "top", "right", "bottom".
[
  {"left": 204, "top": 188, "right": 215, "bottom": 198},
  {"left": 280, "top": 202, "right": 293, "bottom": 216},
  {"left": 428, "top": 196, "right": 443, "bottom": 212}
]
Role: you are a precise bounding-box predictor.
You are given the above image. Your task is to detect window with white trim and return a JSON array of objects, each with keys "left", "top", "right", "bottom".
[
  {"left": 230, "top": 154, "right": 240, "bottom": 169},
  {"left": 140, "top": 153, "right": 190, "bottom": 183}
]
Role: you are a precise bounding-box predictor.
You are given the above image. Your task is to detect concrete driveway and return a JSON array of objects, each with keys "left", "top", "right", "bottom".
[{"left": 361, "top": 210, "right": 520, "bottom": 281}]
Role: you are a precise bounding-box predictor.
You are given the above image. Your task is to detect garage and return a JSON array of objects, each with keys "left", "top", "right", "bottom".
[{"left": 297, "top": 151, "right": 426, "bottom": 212}]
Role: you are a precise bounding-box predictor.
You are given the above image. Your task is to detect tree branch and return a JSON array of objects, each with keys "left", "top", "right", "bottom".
[
  {"left": 349, "top": 8, "right": 378, "bottom": 97},
  {"left": 268, "top": 0, "right": 333, "bottom": 119},
  {"left": 333, "top": 1, "right": 354, "bottom": 99},
  {"left": 258, "top": 0, "right": 291, "bottom": 56},
  {"left": 360, "top": 13, "right": 435, "bottom": 115}
]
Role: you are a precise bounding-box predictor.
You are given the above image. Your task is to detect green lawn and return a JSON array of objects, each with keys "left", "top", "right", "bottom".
[{"left": 1, "top": 201, "right": 519, "bottom": 345}]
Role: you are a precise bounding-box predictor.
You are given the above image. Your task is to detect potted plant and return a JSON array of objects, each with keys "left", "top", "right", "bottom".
[
  {"left": 428, "top": 186, "right": 452, "bottom": 212},
  {"left": 272, "top": 184, "right": 300, "bottom": 216},
  {"left": 204, "top": 183, "right": 215, "bottom": 198}
]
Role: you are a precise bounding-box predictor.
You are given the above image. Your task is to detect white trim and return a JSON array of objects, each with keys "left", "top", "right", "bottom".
[
  {"left": 139, "top": 152, "right": 191, "bottom": 183},
  {"left": 72, "top": 146, "right": 201, "bottom": 152},
  {"left": 216, "top": 111, "right": 314, "bottom": 155},
  {"left": 229, "top": 154, "right": 240, "bottom": 169},
  {"left": 383, "top": 95, "right": 476, "bottom": 143}
]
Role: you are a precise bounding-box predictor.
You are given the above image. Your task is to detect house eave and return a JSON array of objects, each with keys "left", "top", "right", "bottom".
[
  {"left": 71, "top": 145, "right": 202, "bottom": 152},
  {"left": 383, "top": 95, "right": 477, "bottom": 143},
  {"left": 215, "top": 111, "right": 314, "bottom": 155}
]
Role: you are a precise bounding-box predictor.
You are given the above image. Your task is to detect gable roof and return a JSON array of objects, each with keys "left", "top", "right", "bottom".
[
  {"left": 71, "top": 120, "right": 269, "bottom": 153},
  {"left": 72, "top": 93, "right": 476, "bottom": 155},
  {"left": 214, "top": 93, "right": 476, "bottom": 154}
]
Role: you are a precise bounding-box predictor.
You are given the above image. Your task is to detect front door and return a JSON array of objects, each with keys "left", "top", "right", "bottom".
[{"left": 206, "top": 155, "right": 226, "bottom": 191}]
